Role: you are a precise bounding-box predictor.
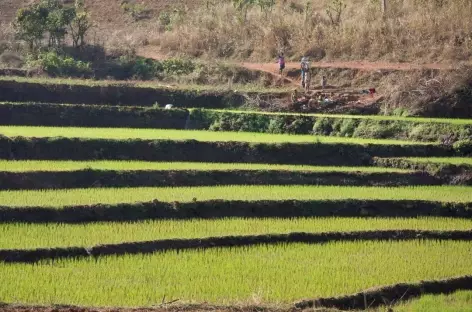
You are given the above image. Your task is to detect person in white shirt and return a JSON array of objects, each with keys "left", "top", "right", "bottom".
[{"left": 300, "top": 56, "right": 310, "bottom": 88}]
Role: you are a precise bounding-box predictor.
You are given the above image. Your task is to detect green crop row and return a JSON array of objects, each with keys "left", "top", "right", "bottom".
[
  {"left": 1, "top": 217, "right": 470, "bottom": 250},
  {"left": 1, "top": 137, "right": 452, "bottom": 166},
  {"left": 0, "top": 126, "right": 428, "bottom": 145},
  {"left": 0, "top": 241, "right": 470, "bottom": 305},
  {"left": 1, "top": 185, "right": 472, "bottom": 208},
  {"left": 403, "top": 157, "right": 472, "bottom": 166},
  {"left": 0, "top": 160, "right": 409, "bottom": 173},
  {"left": 192, "top": 109, "right": 472, "bottom": 142},
  {"left": 391, "top": 290, "right": 472, "bottom": 312},
  {"left": 2, "top": 103, "right": 471, "bottom": 142}
]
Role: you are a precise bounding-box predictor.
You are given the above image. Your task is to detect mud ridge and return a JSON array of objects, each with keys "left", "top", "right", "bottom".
[
  {"left": 0, "top": 103, "right": 190, "bottom": 129},
  {"left": 0, "top": 80, "right": 276, "bottom": 108},
  {"left": 0, "top": 170, "right": 443, "bottom": 190},
  {"left": 374, "top": 157, "right": 472, "bottom": 185},
  {"left": 295, "top": 275, "right": 472, "bottom": 310},
  {"left": 2, "top": 230, "right": 471, "bottom": 263},
  {"left": 0, "top": 137, "right": 454, "bottom": 165},
  {"left": 1, "top": 200, "right": 471, "bottom": 223}
]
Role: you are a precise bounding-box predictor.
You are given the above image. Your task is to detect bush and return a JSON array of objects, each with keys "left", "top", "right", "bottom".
[
  {"left": 0, "top": 51, "right": 24, "bottom": 67},
  {"left": 267, "top": 116, "right": 288, "bottom": 134},
  {"left": 27, "top": 51, "right": 91, "bottom": 77},
  {"left": 453, "top": 140, "right": 472, "bottom": 156},
  {"left": 162, "top": 58, "right": 197, "bottom": 75},
  {"left": 312, "top": 117, "right": 333, "bottom": 136},
  {"left": 120, "top": 0, "right": 150, "bottom": 21}
]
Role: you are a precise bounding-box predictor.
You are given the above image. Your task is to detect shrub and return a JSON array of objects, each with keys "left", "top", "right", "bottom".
[
  {"left": 0, "top": 51, "right": 24, "bottom": 67},
  {"left": 313, "top": 117, "right": 333, "bottom": 136},
  {"left": 453, "top": 140, "right": 472, "bottom": 156},
  {"left": 27, "top": 51, "right": 91, "bottom": 76},
  {"left": 162, "top": 58, "right": 197, "bottom": 75},
  {"left": 120, "top": 0, "right": 150, "bottom": 21},
  {"left": 267, "top": 116, "right": 287, "bottom": 134}
]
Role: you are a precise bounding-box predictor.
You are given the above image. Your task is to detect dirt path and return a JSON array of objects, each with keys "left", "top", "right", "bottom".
[
  {"left": 136, "top": 48, "right": 459, "bottom": 112},
  {"left": 138, "top": 48, "right": 458, "bottom": 74},
  {"left": 241, "top": 60, "right": 458, "bottom": 72}
]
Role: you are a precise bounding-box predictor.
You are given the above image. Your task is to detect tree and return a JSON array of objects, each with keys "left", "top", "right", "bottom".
[
  {"left": 14, "top": 5, "right": 48, "bottom": 50},
  {"left": 14, "top": 0, "right": 92, "bottom": 51},
  {"left": 70, "top": 11, "right": 92, "bottom": 48},
  {"left": 232, "top": 0, "right": 275, "bottom": 20},
  {"left": 326, "top": 0, "right": 346, "bottom": 27},
  {"left": 45, "top": 6, "right": 76, "bottom": 47}
]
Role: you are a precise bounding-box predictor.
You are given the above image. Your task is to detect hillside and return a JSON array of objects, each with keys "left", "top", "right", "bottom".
[
  {"left": 2, "top": 0, "right": 472, "bottom": 63},
  {"left": 1, "top": 0, "right": 472, "bottom": 118}
]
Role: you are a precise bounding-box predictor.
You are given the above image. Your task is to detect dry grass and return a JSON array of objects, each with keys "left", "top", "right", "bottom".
[
  {"left": 155, "top": 0, "right": 472, "bottom": 63},
  {"left": 380, "top": 67, "right": 472, "bottom": 115}
]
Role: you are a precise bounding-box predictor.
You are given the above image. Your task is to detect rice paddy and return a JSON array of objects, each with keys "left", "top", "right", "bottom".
[
  {"left": 1, "top": 80, "right": 471, "bottom": 311},
  {"left": 0, "top": 126, "right": 432, "bottom": 145},
  {"left": 0, "top": 160, "right": 410, "bottom": 173},
  {"left": 1, "top": 185, "right": 472, "bottom": 207},
  {"left": 1, "top": 217, "right": 470, "bottom": 249},
  {"left": 1, "top": 241, "right": 471, "bottom": 306},
  {"left": 392, "top": 290, "right": 472, "bottom": 312},
  {"left": 403, "top": 157, "right": 472, "bottom": 166}
]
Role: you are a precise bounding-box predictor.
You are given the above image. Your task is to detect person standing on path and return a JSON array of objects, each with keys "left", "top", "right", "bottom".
[
  {"left": 278, "top": 53, "right": 285, "bottom": 75},
  {"left": 300, "top": 56, "right": 310, "bottom": 88},
  {"left": 321, "top": 75, "right": 327, "bottom": 89}
]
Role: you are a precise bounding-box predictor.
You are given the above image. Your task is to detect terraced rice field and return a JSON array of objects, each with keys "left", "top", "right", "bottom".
[
  {"left": 0, "top": 125, "right": 431, "bottom": 145},
  {"left": 2, "top": 217, "right": 471, "bottom": 249},
  {"left": 392, "top": 290, "right": 472, "bottom": 312},
  {"left": 404, "top": 157, "right": 472, "bottom": 166},
  {"left": 2, "top": 185, "right": 472, "bottom": 207},
  {"left": 1, "top": 241, "right": 471, "bottom": 306},
  {"left": 0, "top": 160, "right": 409, "bottom": 172},
  {"left": 0, "top": 92, "right": 471, "bottom": 311}
]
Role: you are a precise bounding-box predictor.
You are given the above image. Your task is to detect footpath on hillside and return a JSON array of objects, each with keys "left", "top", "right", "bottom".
[{"left": 138, "top": 48, "right": 462, "bottom": 114}]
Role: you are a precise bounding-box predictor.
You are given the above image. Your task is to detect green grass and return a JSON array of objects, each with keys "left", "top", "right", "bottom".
[
  {"left": 0, "top": 76, "right": 291, "bottom": 94},
  {"left": 1, "top": 186, "right": 471, "bottom": 207},
  {"left": 389, "top": 290, "right": 472, "bottom": 312},
  {"left": 0, "top": 241, "right": 470, "bottom": 305},
  {"left": 0, "top": 160, "right": 410, "bottom": 173},
  {"left": 403, "top": 157, "right": 472, "bottom": 166},
  {"left": 1, "top": 217, "right": 470, "bottom": 249},
  {"left": 0, "top": 126, "right": 430, "bottom": 145},
  {"left": 216, "top": 109, "right": 472, "bottom": 125}
]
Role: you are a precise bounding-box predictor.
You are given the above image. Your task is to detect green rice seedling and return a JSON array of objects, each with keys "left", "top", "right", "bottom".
[
  {"left": 403, "top": 157, "right": 472, "bottom": 166},
  {"left": 0, "top": 160, "right": 410, "bottom": 173},
  {"left": 0, "top": 126, "right": 431, "bottom": 145},
  {"left": 387, "top": 290, "right": 472, "bottom": 312},
  {"left": 0, "top": 185, "right": 471, "bottom": 208},
  {"left": 1, "top": 217, "right": 470, "bottom": 249},
  {"left": 0, "top": 241, "right": 470, "bottom": 305},
  {"left": 0, "top": 76, "right": 291, "bottom": 94}
]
